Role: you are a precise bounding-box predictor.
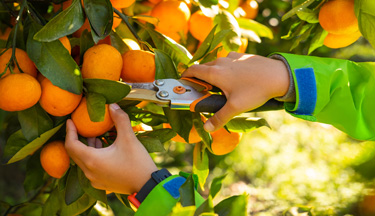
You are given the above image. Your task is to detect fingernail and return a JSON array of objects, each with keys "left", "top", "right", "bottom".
[
  {"left": 110, "top": 103, "right": 121, "bottom": 110},
  {"left": 204, "top": 121, "right": 215, "bottom": 132}
]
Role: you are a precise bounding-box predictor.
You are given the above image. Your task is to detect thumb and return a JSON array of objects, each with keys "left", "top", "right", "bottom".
[
  {"left": 204, "top": 104, "right": 236, "bottom": 132},
  {"left": 109, "top": 103, "right": 135, "bottom": 140}
]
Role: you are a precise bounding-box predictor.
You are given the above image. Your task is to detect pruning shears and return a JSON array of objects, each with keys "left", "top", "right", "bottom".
[{"left": 124, "top": 77, "right": 284, "bottom": 113}]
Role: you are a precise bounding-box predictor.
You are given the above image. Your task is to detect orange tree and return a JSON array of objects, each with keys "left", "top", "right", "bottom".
[{"left": 0, "top": 0, "right": 375, "bottom": 215}]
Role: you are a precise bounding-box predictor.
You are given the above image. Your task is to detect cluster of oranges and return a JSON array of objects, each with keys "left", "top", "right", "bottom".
[{"left": 319, "top": 0, "right": 361, "bottom": 49}]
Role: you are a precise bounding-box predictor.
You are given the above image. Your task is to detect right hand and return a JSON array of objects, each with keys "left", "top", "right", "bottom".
[{"left": 182, "top": 52, "right": 290, "bottom": 132}]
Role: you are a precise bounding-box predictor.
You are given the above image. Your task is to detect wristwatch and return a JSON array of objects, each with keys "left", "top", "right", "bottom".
[{"left": 128, "top": 168, "right": 172, "bottom": 209}]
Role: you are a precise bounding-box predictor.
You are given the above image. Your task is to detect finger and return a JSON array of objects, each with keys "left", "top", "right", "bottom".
[
  {"left": 95, "top": 138, "right": 103, "bottom": 148},
  {"left": 203, "top": 103, "right": 237, "bottom": 132},
  {"left": 109, "top": 104, "right": 135, "bottom": 141},
  {"left": 87, "top": 137, "right": 96, "bottom": 147},
  {"left": 181, "top": 64, "right": 215, "bottom": 83}
]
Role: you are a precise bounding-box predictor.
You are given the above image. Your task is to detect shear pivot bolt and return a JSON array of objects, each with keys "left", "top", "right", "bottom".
[
  {"left": 155, "top": 80, "right": 165, "bottom": 86},
  {"left": 158, "top": 91, "right": 169, "bottom": 98}
]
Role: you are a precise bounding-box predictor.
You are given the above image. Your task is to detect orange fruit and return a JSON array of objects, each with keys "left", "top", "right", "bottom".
[
  {"left": 359, "top": 192, "right": 375, "bottom": 215},
  {"left": 111, "top": 0, "right": 135, "bottom": 8},
  {"left": 319, "top": 0, "right": 358, "bottom": 35},
  {"left": 151, "top": 1, "right": 190, "bottom": 33},
  {"left": 39, "top": 78, "right": 82, "bottom": 116},
  {"left": 189, "top": 11, "right": 214, "bottom": 42},
  {"left": 0, "top": 27, "right": 11, "bottom": 40},
  {"left": 217, "top": 38, "right": 248, "bottom": 57},
  {"left": 240, "top": 0, "right": 258, "bottom": 19},
  {"left": 113, "top": 13, "right": 122, "bottom": 29},
  {"left": 58, "top": 36, "right": 71, "bottom": 54},
  {"left": 323, "top": 30, "right": 361, "bottom": 48},
  {"left": 40, "top": 140, "right": 70, "bottom": 178},
  {"left": 121, "top": 50, "right": 155, "bottom": 83},
  {"left": 148, "top": 0, "right": 161, "bottom": 5},
  {"left": 82, "top": 44, "right": 123, "bottom": 81},
  {"left": 0, "top": 48, "right": 37, "bottom": 78},
  {"left": 164, "top": 123, "right": 202, "bottom": 143},
  {"left": 211, "top": 128, "right": 241, "bottom": 155},
  {"left": 0, "top": 73, "right": 41, "bottom": 111},
  {"left": 71, "top": 97, "right": 114, "bottom": 137}
]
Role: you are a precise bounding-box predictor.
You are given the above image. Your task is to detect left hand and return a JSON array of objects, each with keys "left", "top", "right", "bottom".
[{"left": 65, "top": 103, "right": 158, "bottom": 194}]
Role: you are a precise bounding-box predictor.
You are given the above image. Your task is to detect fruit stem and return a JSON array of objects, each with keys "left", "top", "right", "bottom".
[{"left": 113, "top": 7, "right": 142, "bottom": 42}]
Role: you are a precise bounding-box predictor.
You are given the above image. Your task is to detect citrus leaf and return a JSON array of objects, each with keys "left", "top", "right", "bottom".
[
  {"left": 17, "top": 103, "right": 53, "bottom": 142},
  {"left": 356, "top": 1, "right": 375, "bottom": 48},
  {"left": 169, "top": 203, "right": 196, "bottom": 216},
  {"left": 77, "top": 166, "right": 107, "bottom": 204},
  {"left": 213, "top": 10, "right": 241, "bottom": 52},
  {"left": 138, "top": 128, "right": 177, "bottom": 143},
  {"left": 296, "top": 8, "right": 319, "bottom": 23},
  {"left": 4, "top": 130, "right": 28, "bottom": 159},
  {"left": 41, "top": 187, "right": 61, "bottom": 216},
  {"left": 137, "top": 136, "right": 165, "bottom": 153},
  {"left": 308, "top": 26, "right": 328, "bottom": 54},
  {"left": 60, "top": 193, "right": 97, "bottom": 216},
  {"left": 226, "top": 117, "right": 269, "bottom": 133},
  {"left": 193, "top": 112, "right": 212, "bottom": 151},
  {"left": 281, "top": 0, "right": 315, "bottom": 21},
  {"left": 200, "top": 46, "right": 222, "bottom": 64},
  {"left": 214, "top": 195, "right": 248, "bottom": 216},
  {"left": 132, "top": 15, "right": 159, "bottom": 25},
  {"left": 145, "top": 26, "right": 191, "bottom": 65},
  {"left": 163, "top": 109, "right": 193, "bottom": 143},
  {"left": 83, "top": 0, "right": 113, "bottom": 42},
  {"left": 27, "top": 22, "right": 83, "bottom": 95},
  {"left": 109, "top": 30, "right": 128, "bottom": 54},
  {"left": 33, "top": 0, "right": 85, "bottom": 42},
  {"left": 65, "top": 166, "right": 85, "bottom": 205},
  {"left": 209, "top": 174, "right": 226, "bottom": 199},
  {"left": 24, "top": 151, "right": 45, "bottom": 193},
  {"left": 86, "top": 93, "right": 106, "bottom": 122},
  {"left": 80, "top": 30, "right": 95, "bottom": 60},
  {"left": 179, "top": 174, "right": 196, "bottom": 207},
  {"left": 125, "top": 106, "right": 168, "bottom": 126},
  {"left": 194, "top": 195, "right": 214, "bottom": 216},
  {"left": 190, "top": 25, "right": 216, "bottom": 63},
  {"left": 193, "top": 142, "right": 209, "bottom": 191},
  {"left": 155, "top": 49, "right": 179, "bottom": 79},
  {"left": 237, "top": 18, "right": 274, "bottom": 39},
  {"left": 84, "top": 79, "right": 131, "bottom": 104},
  {"left": 199, "top": 0, "right": 218, "bottom": 8},
  {"left": 6, "top": 124, "right": 64, "bottom": 164}
]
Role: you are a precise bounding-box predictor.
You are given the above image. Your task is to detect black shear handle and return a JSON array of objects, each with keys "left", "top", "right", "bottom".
[{"left": 190, "top": 94, "right": 284, "bottom": 113}]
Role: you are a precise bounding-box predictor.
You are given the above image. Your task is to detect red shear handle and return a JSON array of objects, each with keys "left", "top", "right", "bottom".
[{"left": 190, "top": 94, "right": 284, "bottom": 113}]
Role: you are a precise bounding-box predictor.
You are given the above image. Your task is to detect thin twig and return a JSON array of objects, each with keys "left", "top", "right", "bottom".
[{"left": 113, "top": 7, "right": 141, "bottom": 42}]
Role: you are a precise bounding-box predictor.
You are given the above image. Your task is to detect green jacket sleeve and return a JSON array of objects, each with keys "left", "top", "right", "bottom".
[
  {"left": 274, "top": 53, "right": 375, "bottom": 141},
  {"left": 134, "top": 175, "right": 204, "bottom": 216}
]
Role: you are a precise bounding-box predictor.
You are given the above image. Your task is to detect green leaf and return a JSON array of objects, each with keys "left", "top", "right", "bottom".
[
  {"left": 192, "top": 113, "right": 212, "bottom": 151},
  {"left": 308, "top": 26, "right": 328, "bottom": 54},
  {"left": 65, "top": 166, "right": 85, "bottom": 205},
  {"left": 226, "top": 117, "right": 269, "bottom": 133},
  {"left": 42, "top": 187, "right": 61, "bottom": 216},
  {"left": 155, "top": 49, "right": 179, "bottom": 79},
  {"left": 80, "top": 30, "right": 95, "bottom": 60},
  {"left": 139, "top": 128, "right": 177, "bottom": 143},
  {"left": 126, "top": 106, "right": 168, "bottom": 126},
  {"left": 237, "top": 18, "right": 274, "bottom": 39},
  {"left": 214, "top": 195, "right": 248, "bottom": 216},
  {"left": 356, "top": 1, "right": 375, "bottom": 48},
  {"left": 199, "top": 0, "right": 218, "bottom": 8},
  {"left": 109, "top": 30, "right": 128, "bottom": 54},
  {"left": 6, "top": 124, "right": 64, "bottom": 164},
  {"left": 60, "top": 193, "right": 97, "bottom": 216},
  {"left": 27, "top": 22, "right": 83, "bottom": 95},
  {"left": 4, "top": 130, "right": 29, "bottom": 159},
  {"left": 200, "top": 47, "right": 222, "bottom": 64},
  {"left": 83, "top": 0, "right": 113, "bottom": 43},
  {"left": 86, "top": 93, "right": 106, "bottom": 122},
  {"left": 213, "top": 11, "right": 241, "bottom": 53},
  {"left": 210, "top": 174, "right": 226, "bottom": 199},
  {"left": 163, "top": 109, "right": 193, "bottom": 143},
  {"left": 23, "top": 151, "right": 45, "bottom": 193},
  {"left": 84, "top": 79, "right": 131, "bottom": 104},
  {"left": 115, "top": 194, "right": 134, "bottom": 211},
  {"left": 194, "top": 195, "right": 214, "bottom": 216},
  {"left": 77, "top": 166, "right": 107, "bottom": 204},
  {"left": 137, "top": 130, "right": 172, "bottom": 153},
  {"left": 282, "top": 0, "right": 315, "bottom": 21},
  {"left": 145, "top": 26, "right": 191, "bottom": 65},
  {"left": 193, "top": 142, "right": 209, "bottom": 191},
  {"left": 179, "top": 175, "right": 196, "bottom": 207},
  {"left": 18, "top": 103, "right": 54, "bottom": 141},
  {"left": 296, "top": 8, "right": 319, "bottom": 23},
  {"left": 190, "top": 25, "right": 224, "bottom": 63},
  {"left": 289, "top": 24, "right": 315, "bottom": 51},
  {"left": 169, "top": 203, "right": 196, "bottom": 216},
  {"left": 33, "top": 0, "right": 85, "bottom": 42}
]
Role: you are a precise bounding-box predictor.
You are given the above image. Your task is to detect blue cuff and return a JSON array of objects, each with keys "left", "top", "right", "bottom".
[
  {"left": 293, "top": 68, "right": 317, "bottom": 115},
  {"left": 162, "top": 177, "right": 186, "bottom": 199}
]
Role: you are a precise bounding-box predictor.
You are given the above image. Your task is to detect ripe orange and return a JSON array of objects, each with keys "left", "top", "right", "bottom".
[
  {"left": 0, "top": 73, "right": 41, "bottom": 111},
  {"left": 189, "top": 10, "right": 214, "bottom": 42},
  {"left": 164, "top": 123, "right": 202, "bottom": 143},
  {"left": 240, "top": 0, "right": 259, "bottom": 19},
  {"left": 40, "top": 140, "right": 70, "bottom": 178},
  {"left": 151, "top": 1, "right": 190, "bottom": 33},
  {"left": 0, "top": 27, "right": 11, "bottom": 40},
  {"left": 111, "top": 0, "right": 135, "bottom": 8},
  {"left": 82, "top": 44, "right": 123, "bottom": 81},
  {"left": 0, "top": 48, "right": 37, "bottom": 78},
  {"left": 58, "top": 36, "right": 71, "bottom": 54},
  {"left": 319, "top": 0, "right": 358, "bottom": 35},
  {"left": 323, "top": 30, "right": 361, "bottom": 48},
  {"left": 217, "top": 38, "right": 248, "bottom": 57},
  {"left": 39, "top": 78, "right": 82, "bottom": 116},
  {"left": 71, "top": 97, "right": 114, "bottom": 137},
  {"left": 210, "top": 128, "right": 241, "bottom": 155},
  {"left": 121, "top": 50, "right": 155, "bottom": 83}
]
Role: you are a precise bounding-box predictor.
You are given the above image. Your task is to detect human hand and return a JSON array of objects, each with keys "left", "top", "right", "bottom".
[
  {"left": 182, "top": 52, "right": 289, "bottom": 132},
  {"left": 65, "top": 103, "right": 158, "bottom": 194}
]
